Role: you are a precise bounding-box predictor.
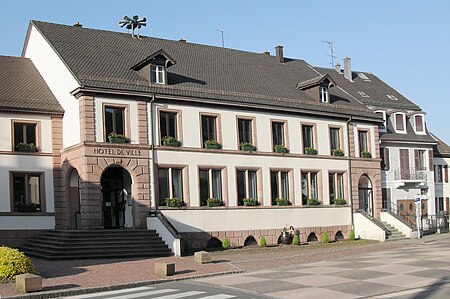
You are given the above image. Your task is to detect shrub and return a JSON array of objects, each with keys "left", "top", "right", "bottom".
[
  {"left": 161, "top": 136, "right": 181, "bottom": 147},
  {"left": 16, "top": 143, "right": 37, "bottom": 152},
  {"left": 275, "top": 197, "right": 290, "bottom": 206},
  {"left": 243, "top": 198, "right": 258, "bottom": 206},
  {"left": 361, "top": 151, "right": 372, "bottom": 158},
  {"left": 165, "top": 197, "right": 183, "bottom": 207},
  {"left": 0, "top": 246, "right": 35, "bottom": 280},
  {"left": 333, "top": 198, "right": 346, "bottom": 206},
  {"left": 240, "top": 142, "right": 255, "bottom": 151},
  {"left": 304, "top": 147, "right": 318, "bottom": 155},
  {"left": 331, "top": 148, "right": 344, "bottom": 156},
  {"left": 108, "top": 132, "right": 127, "bottom": 143},
  {"left": 349, "top": 229, "right": 356, "bottom": 241},
  {"left": 222, "top": 237, "right": 231, "bottom": 250},
  {"left": 259, "top": 236, "right": 267, "bottom": 247},
  {"left": 292, "top": 235, "right": 300, "bottom": 245},
  {"left": 204, "top": 140, "right": 221, "bottom": 149},
  {"left": 322, "top": 232, "right": 330, "bottom": 243},
  {"left": 274, "top": 144, "right": 288, "bottom": 153},
  {"left": 307, "top": 198, "right": 321, "bottom": 206}
]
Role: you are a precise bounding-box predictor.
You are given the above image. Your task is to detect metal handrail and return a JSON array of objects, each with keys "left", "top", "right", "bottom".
[
  {"left": 388, "top": 201, "right": 417, "bottom": 228},
  {"left": 394, "top": 168, "right": 427, "bottom": 181},
  {"left": 149, "top": 210, "right": 181, "bottom": 239}
]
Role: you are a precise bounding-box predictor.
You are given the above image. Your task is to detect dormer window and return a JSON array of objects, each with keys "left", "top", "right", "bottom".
[
  {"left": 319, "top": 86, "right": 329, "bottom": 103},
  {"left": 374, "top": 110, "right": 387, "bottom": 132},
  {"left": 394, "top": 112, "right": 406, "bottom": 133},
  {"left": 151, "top": 65, "right": 165, "bottom": 84},
  {"left": 414, "top": 114, "right": 425, "bottom": 134}
]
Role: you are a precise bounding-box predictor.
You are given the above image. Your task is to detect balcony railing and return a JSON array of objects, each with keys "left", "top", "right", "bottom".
[{"left": 394, "top": 167, "right": 427, "bottom": 181}]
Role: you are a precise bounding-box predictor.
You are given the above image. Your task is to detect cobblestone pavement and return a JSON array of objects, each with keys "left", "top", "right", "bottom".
[
  {"left": 196, "top": 234, "right": 450, "bottom": 298},
  {"left": 1, "top": 235, "right": 448, "bottom": 298}
]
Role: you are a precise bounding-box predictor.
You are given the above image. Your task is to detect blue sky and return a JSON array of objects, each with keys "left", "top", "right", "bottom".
[{"left": 2, "top": 0, "right": 450, "bottom": 143}]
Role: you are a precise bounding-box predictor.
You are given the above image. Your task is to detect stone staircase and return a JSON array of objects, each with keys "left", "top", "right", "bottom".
[
  {"left": 382, "top": 222, "right": 408, "bottom": 241},
  {"left": 20, "top": 229, "right": 172, "bottom": 260}
]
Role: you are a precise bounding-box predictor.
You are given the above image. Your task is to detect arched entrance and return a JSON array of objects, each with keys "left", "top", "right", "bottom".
[
  {"left": 68, "top": 169, "right": 81, "bottom": 229},
  {"left": 101, "top": 166, "right": 133, "bottom": 229},
  {"left": 358, "top": 175, "right": 373, "bottom": 216}
]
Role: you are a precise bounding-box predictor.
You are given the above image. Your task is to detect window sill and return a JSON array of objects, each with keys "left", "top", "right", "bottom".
[{"left": 0, "top": 212, "right": 54, "bottom": 216}]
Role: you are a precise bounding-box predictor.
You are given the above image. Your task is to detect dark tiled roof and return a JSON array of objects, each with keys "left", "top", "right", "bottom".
[
  {"left": 0, "top": 56, "right": 63, "bottom": 114},
  {"left": 431, "top": 133, "right": 450, "bottom": 157},
  {"left": 31, "top": 21, "right": 378, "bottom": 120},
  {"left": 380, "top": 113, "right": 436, "bottom": 143}
]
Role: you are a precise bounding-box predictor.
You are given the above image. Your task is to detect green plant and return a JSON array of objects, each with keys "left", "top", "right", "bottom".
[
  {"left": 161, "top": 136, "right": 181, "bottom": 147},
  {"left": 204, "top": 140, "right": 221, "bottom": 149},
  {"left": 165, "top": 197, "right": 183, "bottom": 207},
  {"left": 322, "top": 232, "right": 330, "bottom": 243},
  {"left": 108, "top": 132, "right": 127, "bottom": 143},
  {"left": 0, "top": 246, "right": 35, "bottom": 280},
  {"left": 243, "top": 198, "right": 258, "bottom": 206},
  {"left": 349, "top": 229, "right": 355, "bottom": 241},
  {"left": 307, "top": 198, "right": 320, "bottom": 206},
  {"left": 274, "top": 144, "right": 288, "bottom": 153},
  {"left": 333, "top": 198, "right": 346, "bottom": 206},
  {"left": 15, "top": 203, "right": 41, "bottom": 212},
  {"left": 259, "top": 236, "right": 267, "bottom": 247},
  {"left": 16, "top": 143, "right": 37, "bottom": 152},
  {"left": 331, "top": 149, "right": 344, "bottom": 157},
  {"left": 222, "top": 237, "right": 231, "bottom": 250},
  {"left": 304, "top": 147, "right": 318, "bottom": 155},
  {"left": 361, "top": 151, "right": 372, "bottom": 158},
  {"left": 240, "top": 142, "right": 255, "bottom": 151},
  {"left": 275, "top": 197, "right": 290, "bottom": 206},
  {"left": 292, "top": 235, "right": 300, "bottom": 245},
  {"left": 207, "top": 198, "right": 222, "bottom": 207}
]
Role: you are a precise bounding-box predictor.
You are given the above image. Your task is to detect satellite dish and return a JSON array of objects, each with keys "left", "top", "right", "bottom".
[{"left": 119, "top": 15, "right": 147, "bottom": 38}]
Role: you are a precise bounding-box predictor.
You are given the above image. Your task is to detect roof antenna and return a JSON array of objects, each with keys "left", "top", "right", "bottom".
[
  {"left": 322, "top": 40, "right": 337, "bottom": 67},
  {"left": 215, "top": 28, "right": 224, "bottom": 48},
  {"left": 119, "top": 15, "right": 147, "bottom": 38}
]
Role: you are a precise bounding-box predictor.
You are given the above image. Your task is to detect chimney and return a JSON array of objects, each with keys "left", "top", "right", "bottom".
[
  {"left": 178, "top": 38, "right": 186, "bottom": 43},
  {"left": 73, "top": 22, "right": 83, "bottom": 27},
  {"left": 275, "top": 45, "right": 284, "bottom": 63},
  {"left": 343, "top": 57, "right": 352, "bottom": 81},
  {"left": 335, "top": 63, "right": 341, "bottom": 73}
]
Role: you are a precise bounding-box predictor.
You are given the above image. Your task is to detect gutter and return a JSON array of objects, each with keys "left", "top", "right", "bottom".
[
  {"left": 149, "top": 95, "right": 156, "bottom": 210},
  {"left": 347, "top": 116, "right": 355, "bottom": 230}
]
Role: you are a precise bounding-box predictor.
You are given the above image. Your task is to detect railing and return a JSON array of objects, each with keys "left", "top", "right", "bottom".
[
  {"left": 149, "top": 209, "right": 181, "bottom": 239},
  {"left": 356, "top": 209, "right": 391, "bottom": 236},
  {"left": 387, "top": 201, "right": 417, "bottom": 229},
  {"left": 421, "top": 214, "right": 449, "bottom": 235},
  {"left": 394, "top": 167, "right": 427, "bottom": 181}
]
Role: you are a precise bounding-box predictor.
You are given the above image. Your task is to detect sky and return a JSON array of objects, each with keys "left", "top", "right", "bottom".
[{"left": 1, "top": 0, "right": 450, "bottom": 143}]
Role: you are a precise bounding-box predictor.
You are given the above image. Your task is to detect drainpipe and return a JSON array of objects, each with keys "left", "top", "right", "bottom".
[
  {"left": 149, "top": 95, "right": 156, "bottom": 212},
  {"left": 347, "top": 116, "right": 355, "bottom": 230}
]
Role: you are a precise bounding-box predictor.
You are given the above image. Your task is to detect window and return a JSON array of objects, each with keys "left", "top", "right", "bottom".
[
  {"left": 357, "top": 91, "right": 369, "bottom": 98},
  {"left": 358, "top": 130, "right": 369, "bottom": 156},
  {"left": 270, "top": 170, "right": 289, "bottom": 204},
  {"left": 272, "top": 121, "right": 285, "bottom": 149},
  {"left": 382, "top": 188, "right": 391, "bottom": 210},
  {"left": 374, "top": 111, "right": 387, "bottom": 132},
  {"left": 238, "top": 118, "right": 253, "bottom": 145},
  {"left": 201, "top": 115, "right": 218, "bottom": 146},
  {"left": 436, "top": 197, "right": 444, "bottom": 213},
  {"left": 319, "top": 86, "right": 329, "bottom": 103},
  {"left": 302, "top": 124, "right": 315, "bottom": 152},
  {"left": 159, "top": 111, "right": 178, "bottom": 142},
  {"left": 329, "top": 173, "right": 344, "bottom": 204},
  {"left": 395, "top": 113, "right": 406, "bottom": 132},
  {"left": 151, "top": 65, "right": 165, "bottom": 84},
  {"left": 13, "top": 122, "right": 37, "bottom": 151},
  {"left": 158, "top": 167, "right": 183, "bottom": 206},
  {"left": 104, "top": 106, "right": 125, "bottom": 138},
  {"left": 380, "top": 148, "right": 390, "bottom": 170},
  {"left": 399, "top": 149, "right": 410, "bottom": 179},
  {"left": 199, "top": 169, "right": 222, "bottom": 206},
  {"left": 414, "top": 115, "right": 425, "bottom": 133},
  {"left": 415, "top": 150, "right": 426, "bottom": 170},
  {"left": 11, "top": 173, "right": 43, "bottom": 212},
  {"left": 237, "top": 170, "right": 257, "bottom": 205},
  {"left": 302, "top": 171, "right": 319, "bottom": 205},
  {"left": 435, "top": 165, "right": 443, "bottom": 183},
  {"left": 329, "top": 127, "right": 341, "bottom": 153}
]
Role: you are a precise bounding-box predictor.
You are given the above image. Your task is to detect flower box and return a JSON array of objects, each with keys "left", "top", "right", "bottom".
[
  {"left": 108, "top": 133, "right": 127, "bottom": 144},
  {"left": 207, "top": 198, "right": 222, "bottom": 207},
  {"left": 304, "top": 147, "right": 318, "bottom": 155},
  {"left": 274, "top": 145, "right": 288, "bottom": 153},
  {"left": 307, "top": 198, "right": 321, "bottom": 206},
  {"left": 243, "top": 198, "right": 258, "bottom": 206},
  {"left": 204, "top": 140, "right": 221, "bottom": 149},
  {"left": 333, "top": 198, "right": 346, "bottom": 206},
  {"left": 275, "top": 198, "right": 290, "bottom": 206},
  {"left": 361, "top": 151, "right": 372, "bottom": 158},
  {"left": 165, "top": 197, "right": 183, "bottom": 207},
  {"left": 16, "top": 143, "right": 37, "bottom": 152},
  {"left": 240, "top": 142, "right": 256, "bottom": 151},
  {"left": 162, "top": 136, "right": 181, "bottom": 147},
  {"left": 331, "top": 149, "right": 344, "bottom": 157}
]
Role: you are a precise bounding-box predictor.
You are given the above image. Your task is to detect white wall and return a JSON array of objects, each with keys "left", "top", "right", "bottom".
[
  {"left": 161, "top": 207, "right": 352, "bottom": 232},
  {"left": 24, "top": 25, "right": 81, "bottom": 148},
  {"left": 147, "top": 217, "right": 181, "bottom": 256},
  {"left": 0, "top": 216, "right": 55, "bottom": 229},
  {"left": 0, "top": 155, "right": 54, "bottom": 212},
  {"left": 354, "top": 212, "right": 386, "bottom": 241},
  {"left": 380, "top": 211, "right": 413, "bottom": 238}
]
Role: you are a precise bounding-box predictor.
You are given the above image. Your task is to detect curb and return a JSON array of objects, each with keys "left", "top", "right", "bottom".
[{"left": 4, "top": 269, "right": 243, "bottom": 299}]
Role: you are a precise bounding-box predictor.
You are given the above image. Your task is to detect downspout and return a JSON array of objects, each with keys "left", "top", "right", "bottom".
[
  {"left": 347, "top": 116, "right": 355, "bottom": 230},
  {"left": 149, "top": 95, "right": 156, "bottom": 211}
]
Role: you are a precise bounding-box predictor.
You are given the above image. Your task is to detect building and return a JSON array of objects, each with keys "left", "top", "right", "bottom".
[
  {"left": 13, "top": 20, "right": 385, "bottom": 250},
  {"left": 432, "top": 133, "right": 450, "bottom": 215},
  {"left": 0, "top": 56, "right": 63, "bottom": 246}
]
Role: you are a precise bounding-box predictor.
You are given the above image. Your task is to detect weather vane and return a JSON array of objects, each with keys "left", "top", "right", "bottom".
[{"left": 119, "top": 15, "right": 147, "bottom": 38}]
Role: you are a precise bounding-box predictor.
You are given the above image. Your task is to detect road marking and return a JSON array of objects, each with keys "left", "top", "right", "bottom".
[
  {"left": 60, "top": 286, "right": 156, "bottom": 298},
  {"left": 198, "top": 295, "right": 236, "bottom": 299},
  {"left": 373, "top": 288, "right": 428, "bottom": 298},
  {"left": 151, "top": 291, "right": 206, "bottom": 298},
  {"left": 63, "top": 288, "right": 177, "bottom": 299}
]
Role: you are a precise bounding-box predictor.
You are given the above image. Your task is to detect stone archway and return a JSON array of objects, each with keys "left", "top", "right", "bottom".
[{"left": 358, "top": 175, "right": 374, "bottom": 216}]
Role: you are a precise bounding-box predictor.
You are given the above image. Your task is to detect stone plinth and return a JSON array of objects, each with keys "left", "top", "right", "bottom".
[
  {"left": 194, "top": 251, "right": 211, "bottom": 264},
  {"left": 16, "top": 273, "right": 42, "bottom": 293},
  {"left": 155, "top": 262, "right": 175, "bottom": 276}
]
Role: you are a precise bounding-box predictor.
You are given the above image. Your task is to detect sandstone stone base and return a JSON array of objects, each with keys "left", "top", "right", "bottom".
[
  {"left": 16, "top": 273, "right": 42, "bottom": 293},
  {"left": 155, "top": 262, "right": 175, "bottom": 276},
  {"left": 194, "top": 251, "right": 211, "bottom": 264}
]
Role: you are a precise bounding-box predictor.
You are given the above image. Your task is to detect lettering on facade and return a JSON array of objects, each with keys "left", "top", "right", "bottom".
[{"left": 93, "top": 148, "right": 142, "bottom": 156}]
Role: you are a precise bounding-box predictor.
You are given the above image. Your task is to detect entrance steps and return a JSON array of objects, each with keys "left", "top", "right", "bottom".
[
  {"left": 381, "top": 222, "right": 408, "bottom": 241},
  {"left": 20, "top": 229, "right": 172, "bottom": 260}
]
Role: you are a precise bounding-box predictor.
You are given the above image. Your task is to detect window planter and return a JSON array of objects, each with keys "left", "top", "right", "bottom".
[
  {"left": 275, "top": 198, "right": 290, "bottom": 206},
  {"left": 162, "top": 136, "right": 181, "bottom": 147},
  {"left": 204, "top": 140, "right": 221, "bottom": 149},
  {"left": 240, "top": 142, "right": 256, "bottom": 151},
  {"left": 331, "top": 149, "right": 344, "bottom": 157},
  {"left": 304, "top": 147, "right": 318, "bottom": 155},
  {"left": 333, "top": 198, "right": 346, "bottom": 206},
  {"left": 307, "top": 198, "right": 321, "bottom": 206},
  {"left": 361, "top": 151, "right": 372, "bottom": 158},
  {"left": 108, "top": 133, "right": 127, "bottom": 144},
  {"left": 164, "top": 197, "right": 183, "bottom": 208},
  {"left": 243, "top": 198, "right": 258, "bottom": 206},
  {"left": 274, "top": 145, "right": 288, "bottom": 154},
  {"left": 15, "top": 203, "right": 41, "bottom": 212},
  {"left": 16, "top": 143, "right": 37, "bottom": 152},
  {"left": 207, "top": 198, "right": 222, "bottom": 207}
]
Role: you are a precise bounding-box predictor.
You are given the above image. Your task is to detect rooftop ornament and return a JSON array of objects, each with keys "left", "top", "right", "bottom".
[{"left": 119, "top": 15, "right": 147, "bottom": 38}]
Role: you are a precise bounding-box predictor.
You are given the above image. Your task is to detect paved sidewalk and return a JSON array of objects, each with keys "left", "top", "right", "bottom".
[{"left": 197, "top": 234, "right": 450, "bottom": 298}]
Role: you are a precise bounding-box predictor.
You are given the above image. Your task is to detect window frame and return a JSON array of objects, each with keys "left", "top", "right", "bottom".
[
  {"left": 236, "top": 168, "right": 260, "bottom": 205},
  {"left": 198, "top": 167, "right": 226, "bottom": 206},
  {"left": 271, "top": 119, "right": 289, "bottom": 151},
  {"left": 151, "top": 64, "right": 166, "bottom": 84},
  {"left": 329, "top": 172, "right": 345, "bottom": 205},
  {"left": 158, "top": 108, "right": 182, "bottom": 145},
  {"left": 357, "top": 129, "right": 371, "bottom": 157},
  {"left": 319, "top": 85, "right": 329, "bottom": 103},
  {"left": 236, "top": 116, "right": 257, "bottom": 149},
  {"left": 301, "top": 122, "right": 317, "bottom": 153},
  {"left": 102, "top": 103, "right": 130, "bottom": 142},
  {"left": 329, "top": 125, "right": 343, "bottom": 154},
  {"left": 394, "top": 112, "right": 407, "bottom": 133},
  {"left": 413, "top": 114, "right": 425, "bottom": 134},
  {"left": 10, "top": 171, "right": 46, "bottom": 213},
  {"left": 200, "top": 113, "right": 222, "bottom": 148},
  {"left": 374, "top": 110, "right": 387, "bottom": 132},
  {"left": 301, "top": 170, "right": 321, "bottom": 205},
  {"left": 270, "top": 169, "right": 292, "bottom": 205},
  {"left": 156, "top": 165, "right": 187, "bottom": 206},
  {"left": 11, "top": 120, "right": 41, "bottom": 152}
]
